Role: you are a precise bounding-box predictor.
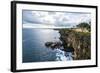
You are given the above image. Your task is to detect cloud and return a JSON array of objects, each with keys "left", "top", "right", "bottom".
[
  {"left": 22, "top": 11, "right": 43, "bottom": 24},
  {"left": 22, "top": 10, "right": 91, "bottom": 28}
]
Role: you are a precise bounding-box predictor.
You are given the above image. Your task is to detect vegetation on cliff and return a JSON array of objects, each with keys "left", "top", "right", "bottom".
[{"left": 59, "top": 22, "right": 91, "bottom": 60}]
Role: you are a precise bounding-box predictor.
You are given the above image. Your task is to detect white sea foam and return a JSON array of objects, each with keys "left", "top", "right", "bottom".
[{"left": 54, "top": 48, "right": 73, "bottom": 61}]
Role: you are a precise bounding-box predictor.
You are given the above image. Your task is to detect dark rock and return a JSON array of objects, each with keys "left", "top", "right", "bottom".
[{"left": 45, "top": 42, "right": 62, "bottom": 49}]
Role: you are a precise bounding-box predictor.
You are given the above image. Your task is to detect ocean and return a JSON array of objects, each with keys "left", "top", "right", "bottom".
[{"left": 22, "top": 28, "right": 73, "bottom": 63}]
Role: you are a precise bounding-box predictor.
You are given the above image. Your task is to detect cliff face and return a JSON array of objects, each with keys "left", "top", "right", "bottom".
[{"left": 59, "top": 29, "right": 91, "bottom": 60}]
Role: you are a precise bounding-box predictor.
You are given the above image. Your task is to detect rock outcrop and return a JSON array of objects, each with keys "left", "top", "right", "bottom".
[{"left": 59, "top": 29, "right": 91, "bottom": 60}]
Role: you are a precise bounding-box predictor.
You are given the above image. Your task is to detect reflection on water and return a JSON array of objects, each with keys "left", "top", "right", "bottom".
[{"left": 22, "top": 28, "right": 73, "bottom": 63}]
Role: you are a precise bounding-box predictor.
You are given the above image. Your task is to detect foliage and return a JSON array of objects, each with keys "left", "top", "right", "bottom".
[
  {"left": 77, "top": 22, "right": 91, "bottom": 32},
  {"left": 59, "top": 28, "right": 91, "bottom": 60}
]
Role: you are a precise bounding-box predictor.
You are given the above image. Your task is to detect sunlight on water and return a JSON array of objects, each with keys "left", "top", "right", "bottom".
[{"left": 23, "top": 28, "right": 73, "bottom": 62}]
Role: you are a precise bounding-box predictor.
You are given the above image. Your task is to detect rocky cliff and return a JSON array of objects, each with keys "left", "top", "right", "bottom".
[{"left": 59, "top": 29, "right": 91, "bottom": 60}]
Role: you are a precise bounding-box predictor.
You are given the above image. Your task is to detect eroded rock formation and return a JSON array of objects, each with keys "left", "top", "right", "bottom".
[{"left": 59, "top": 29, "right": 91, "bottom": 60}]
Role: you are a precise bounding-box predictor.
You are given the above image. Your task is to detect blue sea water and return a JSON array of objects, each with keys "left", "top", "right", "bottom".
[{"left": 22, "top": 28, "right": 73, "bottom": 63}]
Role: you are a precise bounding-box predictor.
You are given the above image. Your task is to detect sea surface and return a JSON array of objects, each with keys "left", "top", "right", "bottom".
[{"left": 22, "top": 28, "right": 73, "bottom": 63}]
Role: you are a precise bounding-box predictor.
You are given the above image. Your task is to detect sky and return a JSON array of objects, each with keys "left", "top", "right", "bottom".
[{"left": 22, "top": 10, "right": 91, "bottom": 28}]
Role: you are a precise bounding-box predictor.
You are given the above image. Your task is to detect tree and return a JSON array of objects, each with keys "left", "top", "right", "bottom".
[
  {"left": 76, "top": 22, "right": 91, "bottom": 58},
  {"left": 77, "top": 22, "right": 90, "bottom": 32}
]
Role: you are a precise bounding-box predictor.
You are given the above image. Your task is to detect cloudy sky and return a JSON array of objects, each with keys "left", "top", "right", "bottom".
[{"left": 22, "top": 10, "right": 91, "bottom": 28}]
